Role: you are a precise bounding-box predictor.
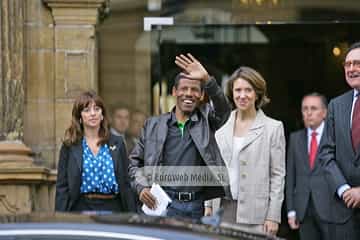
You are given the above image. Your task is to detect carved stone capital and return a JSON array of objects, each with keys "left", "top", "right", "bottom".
[
  {"left": 43, "top": 0, "right": 108, "bottom": 25},
  {"left": 0, "top": 141, "right": 34, "bottom": 168}
]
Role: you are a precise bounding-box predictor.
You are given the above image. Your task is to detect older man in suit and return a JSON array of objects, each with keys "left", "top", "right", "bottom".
[
  {"left": 319, "top": 41, "right": 360, "bottom": 239},
  {"left": 286, "top": 93, "right": 351, "bottom": 240}
]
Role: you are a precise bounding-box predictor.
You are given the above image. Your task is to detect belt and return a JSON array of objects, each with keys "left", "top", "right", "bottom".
[
  {"left": 83, "top": 193, "right": 116, "bottom": 200},
  {"left": 166, "top": 191, "right": 201, "bottom": 202}
]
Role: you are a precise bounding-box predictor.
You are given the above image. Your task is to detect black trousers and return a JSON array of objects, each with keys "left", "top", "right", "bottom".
[
  {"left": 71, "top": 195, "right": 124, "bottom": 213},
  {"left": 300, "top": 196, "right": 355, "bottom": 240}
]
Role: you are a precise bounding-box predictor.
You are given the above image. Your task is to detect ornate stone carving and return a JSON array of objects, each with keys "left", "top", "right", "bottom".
[
  {"left": 0, "top": 0, "right": 25, "bottom": 141},
  {"left": 0, "top": 141, "right": 56, "bottom": 214},
  {"left": 43, "top": 0, "right": 109, "bottom": 25},
  {"left": 0, "top": 194, "right": 20, "bottom": 214}
]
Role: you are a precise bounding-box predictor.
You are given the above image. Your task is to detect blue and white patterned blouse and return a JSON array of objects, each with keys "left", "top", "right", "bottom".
[{"left": 80, "top": 138, "right": 119, "bottom": 194}]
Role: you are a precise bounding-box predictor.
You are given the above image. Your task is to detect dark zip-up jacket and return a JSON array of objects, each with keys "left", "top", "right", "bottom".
[{"left": 128, "top": 78, "right": 231, "bottom": 200}]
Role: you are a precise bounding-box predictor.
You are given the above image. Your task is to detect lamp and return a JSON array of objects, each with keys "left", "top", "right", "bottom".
[{"left": 148, "top": 0, "right": 162, "bottom": 11}]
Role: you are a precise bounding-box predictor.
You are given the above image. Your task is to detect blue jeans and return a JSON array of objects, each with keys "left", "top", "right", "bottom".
[{"left": 166, "top": 199, "right": 204, "bottom": 221}]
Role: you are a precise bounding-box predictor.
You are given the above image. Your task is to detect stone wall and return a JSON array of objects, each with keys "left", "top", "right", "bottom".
[
  {"left": 23, "top": 0, "right": 56, "bottom": 168},
  {"left": 0, "top": 0, "right": 107, "bottom": 214},
  {"left": 0, "top": 141, "right": 56, "bottom": 214},
  {"left": 0, "top": 0, "right": 56, "bottom": 214}
]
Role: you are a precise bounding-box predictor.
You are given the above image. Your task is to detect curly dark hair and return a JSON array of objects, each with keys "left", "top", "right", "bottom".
[{"left": 63, "top": 90, "right": 110, "bottom": 146}]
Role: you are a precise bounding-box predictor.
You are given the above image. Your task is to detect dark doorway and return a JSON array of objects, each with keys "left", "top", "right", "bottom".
[{"left": 153, "top": 22, "right": 360, "bottom": 137}]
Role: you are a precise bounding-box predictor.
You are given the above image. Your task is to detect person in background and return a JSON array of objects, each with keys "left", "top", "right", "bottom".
[
  {"left": 110, "top": 104, "right": 130, "bottom": 138},
  {"left": 286, "top": 93, "right": 352, "bottom": 239},
  {"left": 55, "top": 91, "right": 136, "bottom": 213},
  {"left": 125, "top": 110, "right": 147, "bottom": 155},
  {"left": 205, "top": 66, "right": 285, "bottom": 236}
]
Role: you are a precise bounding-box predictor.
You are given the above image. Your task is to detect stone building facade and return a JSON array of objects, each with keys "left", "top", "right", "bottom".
[{"left": 0, "top": 0, "right": 108, "bottom": 214}]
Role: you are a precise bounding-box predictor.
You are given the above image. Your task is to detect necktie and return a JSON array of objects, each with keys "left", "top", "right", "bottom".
[
  {"left": 352, "top": 94, "right": 360, "bottom": 152},
  {"left": 309, "top": 131, "right": 318, "bottom": 169}
]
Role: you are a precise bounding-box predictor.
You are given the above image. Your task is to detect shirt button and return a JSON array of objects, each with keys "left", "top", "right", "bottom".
[
  {"left": 241, "top": 160, "right": 247, "bottom": 166},
  {"left": 241, "top": 173, "right": 247, "bottom": 179},
  {"left": 239, "top": 200, "right": 245, "bottom": 204},
  {"left": 239, "top": 187, "right": 245, "bottom": 192}
]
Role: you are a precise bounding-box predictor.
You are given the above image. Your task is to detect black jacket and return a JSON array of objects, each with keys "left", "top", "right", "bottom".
[
  {"left": 128, "top": 78, "right": 231, "bottom": 200},
  {"left": 55, "top": 134, "right": 136, "bottom": 212}
]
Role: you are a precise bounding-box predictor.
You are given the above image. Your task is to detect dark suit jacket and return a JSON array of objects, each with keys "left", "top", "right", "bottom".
[
  {"left": 286, "top": 127, "right": 351, "bottom": 223},
  {"left": 124, "top": 134, "right": 137, "bottom": 156},
  {"left": 319, "top": 90, "right": 360, "bottom": 222},
  {"left": 55, "top": 134, "right": 136, "bottom": 212}
]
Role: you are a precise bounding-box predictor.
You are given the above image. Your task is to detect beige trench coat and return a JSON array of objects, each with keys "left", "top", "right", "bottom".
[{"left": 207, "top": 109, "right": 285, "bottom": 224}]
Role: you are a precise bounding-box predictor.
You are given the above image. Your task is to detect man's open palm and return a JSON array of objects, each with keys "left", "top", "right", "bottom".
[{"left": 175, "top": 53, "right": 209, "bottom": 82}]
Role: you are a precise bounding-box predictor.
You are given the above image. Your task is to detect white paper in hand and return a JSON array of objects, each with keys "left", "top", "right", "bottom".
[{"left": 141, "top": 183, "right": 172, "bottom": 216}]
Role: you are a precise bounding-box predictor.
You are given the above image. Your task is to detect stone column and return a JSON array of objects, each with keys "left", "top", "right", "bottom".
[
  {"left": 0, "top": 0, "right": 25, "bottom": 141},
  {"left": 43, "top": 0, "right": 108, "bottom": 167},
  {"left": 0, "top": 0, "right": 29, "bottom": 172},
  {"left": 0, "top": 0, "right": 57, "bottom": 214},
  {"left": 23, "top": 0, "right": 56, "bottom": 168}
]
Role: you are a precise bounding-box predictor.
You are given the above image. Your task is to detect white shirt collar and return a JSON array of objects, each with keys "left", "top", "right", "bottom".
[
  {"left": 110, "top": 127, "right": 124, "bottom": 137},
  {"left": 307, "top": 121, "right": 325, "bottom": 138},
  {"left": 354, "top": 89, "right": 359, "bottom": 99}
]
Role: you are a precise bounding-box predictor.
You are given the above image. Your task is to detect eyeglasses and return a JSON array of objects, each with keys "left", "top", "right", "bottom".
[{"left": 343, "top": 60, "right": 360, "bottom": 69}]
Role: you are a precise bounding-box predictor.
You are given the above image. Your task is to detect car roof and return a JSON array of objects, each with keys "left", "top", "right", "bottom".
[{"left": 0, "top": 213, "right": 283, "bottom": 240}]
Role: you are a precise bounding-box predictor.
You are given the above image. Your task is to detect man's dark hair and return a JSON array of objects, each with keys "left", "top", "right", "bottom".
[
  {"left": 110, "top": 103, "right": 130, "bottom": 116},
  {"left": 173, "top": 72, "right": 205, "bottom": 91},
  {"left": 345, "top": 41, "right": 360, "bottom": 57},
  {"left": 302, "top": 92, "right": 328, "bottom": 109}
]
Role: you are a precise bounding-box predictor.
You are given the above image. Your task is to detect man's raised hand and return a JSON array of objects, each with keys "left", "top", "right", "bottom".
[{"left": 175, "top": 53, "right": 210, "bottom": 82}]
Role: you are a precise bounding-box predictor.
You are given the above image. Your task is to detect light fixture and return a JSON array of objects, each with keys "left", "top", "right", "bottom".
[
  {"left": 333, "top": 46, "right": 341, "bottom": 57},
  {"left": 147, "top": 0, "right": 162, "bottom": 12}
]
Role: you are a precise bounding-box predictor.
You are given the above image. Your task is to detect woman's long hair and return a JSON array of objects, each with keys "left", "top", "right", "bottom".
[{"left": 63, "top": 91, "right": 110, "bottom": 146}]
